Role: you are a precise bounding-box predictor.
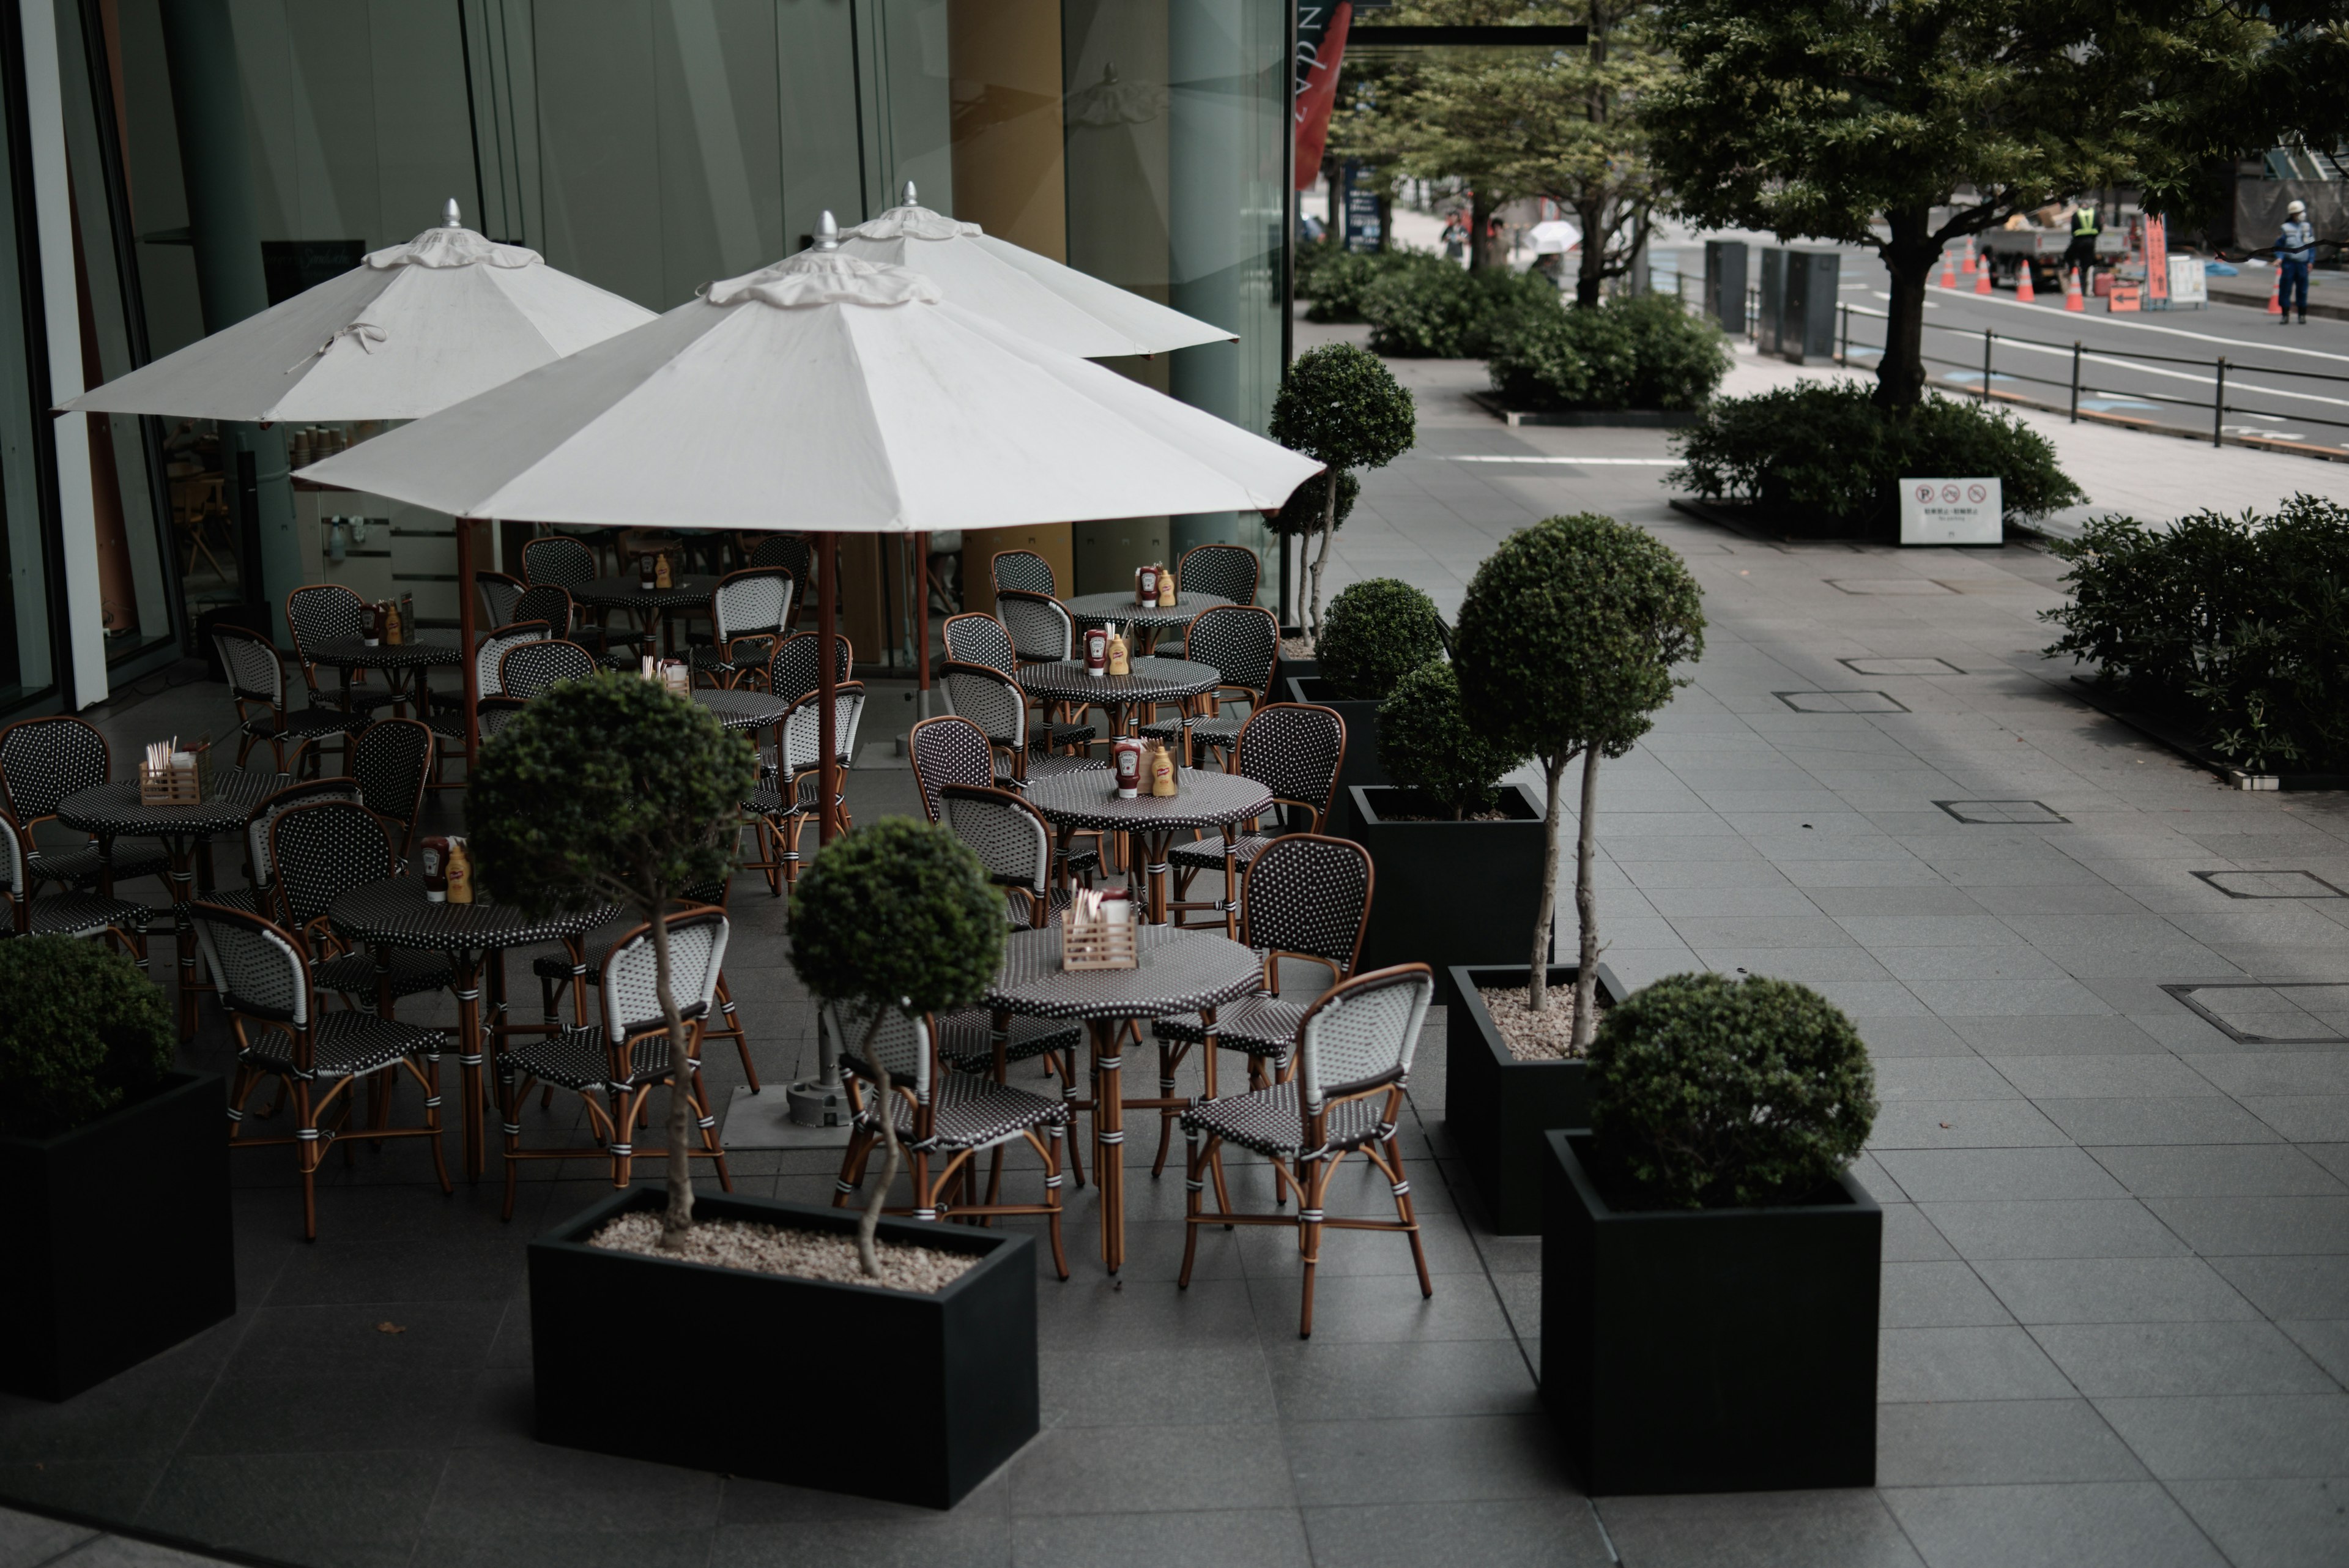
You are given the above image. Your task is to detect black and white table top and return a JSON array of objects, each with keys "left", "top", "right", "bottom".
[
  {"left": 691, "top": 689, "right": 789, "bottom": 731},
  {"left": 1020, "top": 764, "right": 1272, "bottom": 834},
  {"left": 574, "top": 574, "right": 718, "bottom": 613},
  {"left": 330, "top": 875, "right": 617, "bottom": 954},
  {"left": 302, "top": 636, "right": 461, "bottom": 670},
  {"left": 1063, "top": 591, "right": 1234, "bottom": 631},
  {"left": 58, "top": 768, "right": 291, "bottom": 838},
  {"left": 987, "top": 921, "right": 1261, "bottom": 1022},
  {"left": 1018, "top": 656, "right": 1219, "bottom": 708}
]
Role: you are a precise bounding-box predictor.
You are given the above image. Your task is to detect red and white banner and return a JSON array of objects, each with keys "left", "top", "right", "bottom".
[{"left": 1293, "top": 3, "right": 1354, "bottom": 190}]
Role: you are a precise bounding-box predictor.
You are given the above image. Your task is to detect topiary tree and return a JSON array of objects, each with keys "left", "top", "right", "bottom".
[
  {"left": 1317, "top": 578, "right": 1448, "bottom": 702},
  {"left": 787, "top": 816, "right": 1004, "bottom": 1276},
  {"left": 1454, "top": 514, "right": 1705, "bottom": 1037},
  {"left": 468, "top": 671, "right": 759, "bottom": 1243},
  {"left": 1589, "top": 972, "right": 1876, "bottom": 1208},
  {"left": 0, "top": 936, "right": 174, "bottom": 1139},
  {"left": 1377, "top": 658, "right": 1526, "bottom": 819},
  {"left": 1269, "top": 344, "right": 1416, "bottom": 639}
]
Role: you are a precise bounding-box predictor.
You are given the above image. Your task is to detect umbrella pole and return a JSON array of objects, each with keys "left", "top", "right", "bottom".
[
  {"left": 458, "top": 518, "right": 480, "bottom": 776},
  {"left": 817, "top": 530, "right": 838, "bottom": 847},
  {"left": 914, "top": 530, "right": 930, "bottom": 719}
]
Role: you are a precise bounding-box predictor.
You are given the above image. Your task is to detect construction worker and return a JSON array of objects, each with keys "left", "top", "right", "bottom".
[
  {"left": 2278, "top": 199, "right": 2315, "bottom": 324},
  {"left": 2064, "top": 200, "right": 2101, "bottom": 295}
]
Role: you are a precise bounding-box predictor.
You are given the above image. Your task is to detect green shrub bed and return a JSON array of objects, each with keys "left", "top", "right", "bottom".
[
  {"left": 1363, "top": 262, "right": 1561, "bottom": 359},
  {"left": 1487, "top": 294, "right": 1728, "bottom": 411}
]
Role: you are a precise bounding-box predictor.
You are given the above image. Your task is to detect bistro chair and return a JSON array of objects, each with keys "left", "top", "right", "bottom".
[
  {"left": 1139, "top": 604, "right": 1278, "bottom": 769},
  {"left": 286, "top": 584, "right": 399, "bottom": 718},
  {"left": 0, "top": 716, "right": 171, "bottom": 894},
  {"left": 995, "top": 588, "right": 1074, "bottom": 666},
  {"left": 477, "top": 570, "right": 526, "bottom": 629},
  {"left": 421, "top": 620, "right": 551, "bottom": 786},
  {"left": 764, "top": 631, "right": 854, "bottom": 707},
  {"left": 940, "top": 663, "right": 1094, "bottom": 786},
  {"left": 214, "top": 624, "right": 362, "bottom": 776},
  {"left": 910, "top": 714, "right": 1100, "bottom": 896},
  {"left": 828, "top": 998, "right": 1070, "bottom": 1280},
  {"left": 1150, "top": 833, "right": 1371, "bottom": 1175},
  {"left": 476, "top": 697, "right": 529, "bottom": 741},
  {"left": 522, "top": 535, "right": 597, "bottom": 589},
  {"left": 496, "top": 907, "right": 733, "bottom": 1220},
  {"left": 207, "top": 777, "right": 366, "bottom": 918},
  {"left": 497, "top": 638, "right": 600, "bottom": 702},
  {"left": 1168, "top": 703, "right": 1345, "bottom": 935},
  {"left": 747, "top": 533, "right": 814, "bottom": 628},
  {"left": 742, "top": 683, "right": 865, "bottom": 896},
  {"left": 937, "top": 783, "right": 1069, "bottom": 928},
  {"left": 350, "top": 719, "right": 434, "bottom": 858},
  {"left": 989, "top": 548, "right": 1056, "bottom": 600},
  {"left": 1, "top": 808, "right": 150, "bottom": 964},
  {"left": 690, "top": 567, "right": 793, "bottom": 686},
  {"left": 513, "top": 584, "right": 578, "bottom": 639},
  {"left": 269, "top": 800, "right": 455, "bottom": 1011},
  {"left": 942, "top": 613, "right": 1093, "bottom": 756},
  {"left": 196, "top": 901, "right": 451, "bottom": 1239},
  {"left": 1176, "top": 543, "right": 1260, "bottom": 609},
  {"left": 532, "top": 874, "right": 757, "bottom": 1094},
  {"left": 1178, "top": 964, "right": 1436, "bottom": 1337}
]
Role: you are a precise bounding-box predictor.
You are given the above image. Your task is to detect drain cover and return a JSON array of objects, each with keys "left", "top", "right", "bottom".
[
  {"left": 2193, "top": 870, "right": 2346, "bottom": 900},
  {"left": 1935, "top": 800, "right": 2069, "bottom": 825},
  {"left": 1841, "top": 657, "right": 1965, "bottom": 676},
  {"left": 1775, "top": 690, "right": 1910, "bottom": 713},
  {"left": 2165, "top": 983, "right": 2349, "bottom": 1044}
]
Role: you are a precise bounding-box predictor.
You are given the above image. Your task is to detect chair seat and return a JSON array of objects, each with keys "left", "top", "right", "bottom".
[
  {"left": 317, "top": 686, "right": 402, "bottom": 716},
  {"left": 505, "top": 1024, "right": 689, "bottom": 1093},
  {"left": 242, "top": 1012, "right": 445, "bottom": 1080},
  {"left": 243, "top": 707, "right": 362, "bottom": 742},
  {"left": 205, "top": 886, "right": 262, "bottom": 914},
  {"left": 22, "top": 890, "right": 152, "bottom": 940},
  {"left": 315, "top": 947, "right": 457, "bottom": 1001},
  {"left": 1041, "top": 723, "right": 1096, "bottom": 751},
  {"left": 1004, "top": 884, "right": 1072, "bottom": 927},
  {"left": 861, "top": 1074, "right": 1069, "bottom": 1153},
  {"left": 1139, "top": 714, "right": 1242, "bottom": 749},
  {"left": 746, "top": 771, "right": 839, "bottom": 818},
  {"left": 933, "top": 1008, "right": 1082, "bottom": 1073},
  {"left": 1018, "top": 753, "right": 1100, "bottom": 783},
  {"left": 1151, "top": 992, "right": 1303, "bottom": 1061},
  {"left": 1168, "top": 832, "right": 1279, "bottom": 874},
  {"left": 1179, "top": 1081, "right": 1390, "bottom": 1159},
  {"left": 25, "top": 841, "right": 173, "bottom": 890}
]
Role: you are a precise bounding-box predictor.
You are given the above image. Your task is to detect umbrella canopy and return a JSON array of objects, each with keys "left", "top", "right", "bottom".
[
  {"left": 293, "top": 240, "right": 1318, "bottom": 530},
  {"left": 1529, "top": 220, "right": 1581, "bottom": 256},
  {"left": 59, "top": 203, "right": 656, "bottom": 423},
  {"left": 833, "top": 186, "right": 1236, "bottom": 360}
]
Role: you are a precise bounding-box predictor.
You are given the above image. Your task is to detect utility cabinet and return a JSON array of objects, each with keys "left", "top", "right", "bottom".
[
  {"left": 1758, "top": 248, "right": 1840, "bottom": 365},
  {"left": 1702, "top": 240, "right": 1747, "bottom": 335}
]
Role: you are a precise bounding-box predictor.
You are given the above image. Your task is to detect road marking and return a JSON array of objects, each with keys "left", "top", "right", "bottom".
[
  {"left": 1423, "top": 456, "right": 1680, "bottom": 465},
  {"left": 1874, "top": 283, "right": 2349, "bottom": 366}
]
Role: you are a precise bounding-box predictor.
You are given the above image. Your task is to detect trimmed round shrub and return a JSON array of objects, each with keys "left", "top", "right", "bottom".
[
  {"left": 1670, "top": 381, "right": 2083, "bottom": 533},
  {"left": 789, "top": 816, "right": 1004, "bottom": 1017},
  {"left": 1316, "top": 579, "right": 1448, "bottom": 702},
  {"left": 1589, "top": 972, "right": 1877, "bottom": 1209},
  {"left": 1377, "top": 658, "right": 1526, "bottom": 817},
  {"left": 1364, "top": 262, "right": 1561, "bottom": 359},
  {"left": 1488, "top": 292, "right": 1729, "bottom": 411},
  {"left": 1300, "top": 246, "right": 1436, "bottom": 322},
  {"left": 0, "top": 936, "right": 174, "bottom": 1139},
  {"left": 1271, "top": 469, "right": 1359, "bottom": 542}
]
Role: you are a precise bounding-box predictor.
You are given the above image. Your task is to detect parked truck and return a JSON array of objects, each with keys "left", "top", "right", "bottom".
[{"left": 1977, "top": 226, "right": 2127, "bottom": 292}]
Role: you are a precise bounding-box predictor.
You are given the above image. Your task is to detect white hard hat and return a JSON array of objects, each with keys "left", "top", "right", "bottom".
[{"left": 2287, "top": 199, "right": 2307, "bottom": 215}]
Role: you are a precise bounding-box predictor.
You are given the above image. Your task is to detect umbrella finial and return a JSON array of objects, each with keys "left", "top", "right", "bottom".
[
  {"left": 900, "top": 180, "right": 918, "bottom": 208},
  {"left": 444, "top": 198, "right": 463, "bottom": 229},
  {"left": 815, "top": 211, "right": 839, "bottom": 251}
]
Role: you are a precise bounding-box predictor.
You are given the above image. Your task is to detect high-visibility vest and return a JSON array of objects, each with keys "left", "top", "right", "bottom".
[{"left": 2072, "top": 207, "right": 2099, "bottom": 238}]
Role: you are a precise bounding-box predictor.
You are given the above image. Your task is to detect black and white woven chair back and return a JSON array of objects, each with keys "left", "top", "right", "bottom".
[
  {"left": 938, "top": 784, "right": 1050, "bottom": 897},
  {"left": 748, "top": 533, "right": 812, "bottom": 582},
  {"left": 826, "top": 998, "right": 932, "bottom": 1103},
  {"left": 941, "top": 613, "right": 1018, "bottom": 676},
  {"left": 1185, "top": 604, "right": 1279, "bottom": 697},
  {"left": 269, "top": 801, "right": 397, "bottom": 929},
  {"left": 0, "top": 716, "right": 108, "bottom": 819},
  {"left": 1242, "top": 833, "right": 1371, "bottom": 970},
  {"left": 522, "top": 535, "right": 597, "bottom": 588},
  {"left": 512, "top": 584, "right": 576, "bottom": 636},
  {"left": 941, "top": 663, "right": 1026, "bottom": 750},
  {"left": 476, "top": 620, "right": 554, "bottom": 699},
  {"left": 1236, "top": 702, "right": 1346, "bottom": 825},
  {"left": 499, "top": 639, "right": 599, "bottom": 701},
  {"left": 996, "top": 590, "right": 1072, "bottom": 663},
  {"left": 779, "top": 685, "right": 866, "bottom": 776},
  {"left": 351, "top": 720, "right": 433, "bottom": 836},
  {"left": 478, "top": 571, "right": 525, "bottom": 628},
  {"left": 765, "top": 632, "right": 853, "bottom": 707},
  {"left": 191, "top": 904, "right": 310, "bottom": 1027},
  {"left": 600, "top": 910, "right": 728, "bottom": 1044},
  {"left": 908, "top": 716, "right": 993, "bottom": 823},
  {"left": 1177, "top": 543, "right": 1260, "bottom": 606},
  {"left": 286, "top": 585, "right": 368, "bottom": 652},
  {"left": 215, "top": 625, "right": 288, "bottom": 706},
  {"left": 991, "top": 549, "right": 1056, "bottom": 598},
  {"left": 1296, "top": 964, "right": 1433, "bottom": 1120},
  {"left": 712, "top": 568, "right": 792, "bottom": 641},
  {"left": 246, "top": 780, "right": 365, "bottom": 896}
]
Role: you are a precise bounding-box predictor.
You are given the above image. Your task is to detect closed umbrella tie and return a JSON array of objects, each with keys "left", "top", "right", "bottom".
[{"left": 289, "top": 322, "right": 387, "bottom": 372}]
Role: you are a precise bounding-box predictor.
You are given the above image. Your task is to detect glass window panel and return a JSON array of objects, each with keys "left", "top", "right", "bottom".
[{"left": 0, "top": 23, "right": 57, "bottom": 712}]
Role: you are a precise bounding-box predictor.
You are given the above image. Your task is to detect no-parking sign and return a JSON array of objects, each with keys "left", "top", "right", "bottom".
[{"left": 1898, "top": 477, "right": 2002, "bottom": 546}]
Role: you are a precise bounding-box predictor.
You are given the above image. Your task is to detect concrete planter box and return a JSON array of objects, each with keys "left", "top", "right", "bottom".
[
  {"left": 1348, "top": 784, "right": 1544, "bottom": 1003},
  {"left": 1542, "top": 1131, "right": 1880, "bottom": 1494},
  {"left": 1445, "top": 962, "right": 1625, "bottom": 1235}
]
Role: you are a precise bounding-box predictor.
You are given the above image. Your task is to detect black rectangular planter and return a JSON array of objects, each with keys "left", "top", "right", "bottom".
[
  {"left": 1286, "top": 676, "right": 1386, "bottom": 834},
  {"left": 0, "top": 1071, "right": 235, "bottom": 1400},
  {"left": 1347, "top": 784, "right": 1545, "bottom": 1003},
  {"left": 1447, "top": 962, "right": 1625, "bottom": 1236},
  {"left": 530, "top": 1187, "right": 1037, "bottom": 1509},
  {"left": 1542, "top": 1131, "right": 1880, "bottom": 1494}
]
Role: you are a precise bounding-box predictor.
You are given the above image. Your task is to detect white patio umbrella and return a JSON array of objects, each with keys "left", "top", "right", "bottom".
[
  {"left": 1529, "top": 220, "right": 1581, "bottom": 256},
  {"left": 834, "top": 184, "right": 1236, "bottom": 360},
  {"left": 60, "top": 203, "right": 656, "bottom": 422}
]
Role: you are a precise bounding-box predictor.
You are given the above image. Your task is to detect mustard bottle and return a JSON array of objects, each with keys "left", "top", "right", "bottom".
[
  {"left": 1148, "top": 740, "right": 1179, "bottom": 797},
  {"left": 1106, "top": 628, "right": 1130, "bottom": 677},
  {"left": 446, "top": 838, "right": 475, "bottom": 904}
]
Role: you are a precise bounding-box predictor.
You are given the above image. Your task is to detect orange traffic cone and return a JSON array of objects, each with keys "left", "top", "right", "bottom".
[
  {"left": 1938, "top": 248, "right": 1956, "bottom": 289},
  {"left": 1975, "top": 254, "right": 1994, "bottom": 294},
  {"left": 1961, "top": 239, "right": 1977, "bottom": 275},
  {"left": 2266, "top": 267, "right": 2282, "bottom": 314},
  {"left": 2016, "top": 261, "right": 2036, "bottom": 303},
  {"left": 2063, "top": 266, "right": 2085, "bottom": 311}
]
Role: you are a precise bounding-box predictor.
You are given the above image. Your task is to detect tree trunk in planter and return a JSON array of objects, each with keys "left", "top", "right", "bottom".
[
  {"left": 1346, "top": 785, "right": 1545, "bottom": 1008},
  {"left": 1445, "top": 963, "right": 1625, "bottom": 1235},
  {"left": 1, "top": 1072, "right": 235, "bottom": 1400},
  {"left": 1543, "top": 1132, "right": 1880, "bottom": 1494},
  {"left": 530, "top": 1186, "right": 1036, "bottom": 1509}
]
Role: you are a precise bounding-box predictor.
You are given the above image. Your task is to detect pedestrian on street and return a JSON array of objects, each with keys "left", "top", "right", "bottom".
[
  {"left": 2277, "top": 199, "right": 2315, "bottom": 324},
  {"left": 2063, "top": 199, "right": 2101, "bottom": 294}
]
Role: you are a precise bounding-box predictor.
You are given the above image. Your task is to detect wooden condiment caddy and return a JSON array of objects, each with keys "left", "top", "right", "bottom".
[
  {"left": 1060, "top": 888, "right": 1138, "bottom": 970},
  {"left": 137, "top": 737, "right": 213, "bottom": 806}
]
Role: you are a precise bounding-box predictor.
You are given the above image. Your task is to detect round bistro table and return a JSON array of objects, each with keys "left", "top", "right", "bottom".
[
  {"left": 987, "top": 921, "right": 1260, "bottom": 1273},
  {"left": 1019, "top": 656, "right": 1219, "bottom": 760},
  {"left": 300, "top": 635, "right": 461, "bottom": 716},
  {"left": 59, "top": 767, "right": 289, "bottom": 1036},
  {"left": 330, "top": 875, "right": 617, "bottom": 1182},
  {"left": 573, "top": 574, "right": 718, "bottom": 655},
  {"left": 1020, "top": 764, "right": 1272, "bottom": 925},
  {"left": 1062, "top": 591, "right": 1234, "bottom": 653}
]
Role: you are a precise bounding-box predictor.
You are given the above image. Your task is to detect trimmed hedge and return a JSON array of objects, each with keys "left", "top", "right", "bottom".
[
  {"left": 0, "top": 936, "right": 174, "bottom": 1139},
  {"left": 1363, "top": 263, "right": 1562, "bottom": 359},
  {"left": 2041, "top": 497, "right": 2349, "bottom": 773},
  {"left": 1316, "top": 579, "right": 1449, "bottom": 702},
  {"left": 1298, "top": 246, "right": 1439, "bottom": 324},
  {"left": 1589, "top": 972, "right": 1876, "bottom": 1209},
  {"left": 1670, "top": 381, "right": 2083, "bottom": 533},
  {"left": 1376, "top": 658, "right": 1524, "bottom": 817},
  {"left": 1488, "top": 293, "right": 1729, "bottom": 411}
]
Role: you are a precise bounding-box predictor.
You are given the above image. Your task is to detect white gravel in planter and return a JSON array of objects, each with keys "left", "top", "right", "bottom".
[
  {"left": 589, "top": 1211, "right": 980, "bottom": 1294},
  {"left": 1479, "top": 984, "right": 1601, "bottom": 1061}
]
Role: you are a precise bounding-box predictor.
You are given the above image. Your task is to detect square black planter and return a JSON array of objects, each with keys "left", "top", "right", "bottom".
[
  {"left": 530, "top": 1187, "right": 1037, "bottom": 1509},
  {"left": 1, "top": 1071, "right": 235, "bottom": 1400},
  {"left": 1446, "top": 962, "right": 1625, "bottom": 1235},
  {"left": 1286, "top": 676, "right": 1386, "bottom": 834},
  {"left": 1347, "top": 784, "right": 1545, "bottom": 1003},
  {"left": 1542, "top": 1131, "right": 1880, "bottom": 1494}
]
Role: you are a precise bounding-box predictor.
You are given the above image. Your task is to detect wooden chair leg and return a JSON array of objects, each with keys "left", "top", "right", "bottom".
[
  {"left": 1299, "top": 1156, "right": 1327, "bottom": 1339},
  {"left": 1178, "top": 1129, "right": 1206, "bottom": 1287}
]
